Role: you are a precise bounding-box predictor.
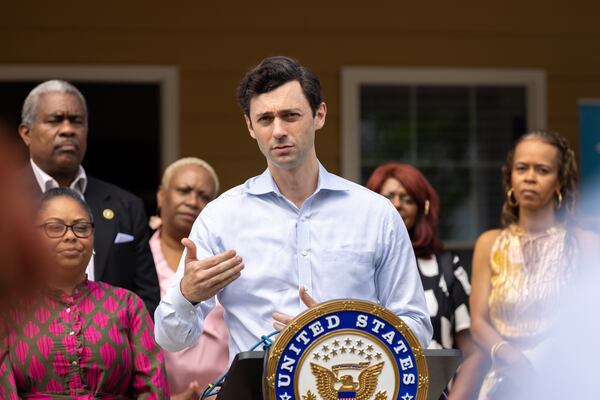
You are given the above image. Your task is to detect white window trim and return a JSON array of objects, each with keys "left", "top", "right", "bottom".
[
  {"left": 0, "top": 64, "right": 179, "bottom": 171},
  {"left": 341, "top": 67, "right": 547, "bottom": 183}
]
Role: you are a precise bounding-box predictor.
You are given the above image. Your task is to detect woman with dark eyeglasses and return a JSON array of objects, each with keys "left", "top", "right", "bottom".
[{"left": 0, "top": 187, "right": 169, "bottom": 399}]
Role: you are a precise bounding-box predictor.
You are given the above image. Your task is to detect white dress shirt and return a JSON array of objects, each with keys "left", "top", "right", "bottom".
[
  {"left": 30, "top": 159, "right": 88, "bottom": 196},
  {"left": 155, "top": 163, "right": 432, "bottom": 360},
  {"left": 31, "top": 159, "right": 95, "bottom": 280}
]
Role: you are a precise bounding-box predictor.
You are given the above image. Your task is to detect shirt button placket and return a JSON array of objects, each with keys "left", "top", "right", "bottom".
[
  {"left": 297, "top": 208, "right": 312, "bottom": 303},
  {"left": 68, "top": 302, "right": 81, "bottom": 371}
]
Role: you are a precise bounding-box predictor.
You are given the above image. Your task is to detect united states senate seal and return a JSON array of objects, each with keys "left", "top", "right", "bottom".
[{"left": 265, "top": 299, "right": 428, "bottom": 400}]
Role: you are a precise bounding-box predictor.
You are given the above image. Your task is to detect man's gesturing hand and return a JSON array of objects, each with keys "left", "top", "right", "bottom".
[{"left": 180, "top": 238, "right": 244, "bottom": 304}]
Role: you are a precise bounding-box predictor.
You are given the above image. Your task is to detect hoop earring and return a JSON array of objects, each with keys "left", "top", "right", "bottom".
[
  {"left": 555, "top": 189, "right": 563, "bottom": 209},
  {"left": 506, "top": 188, "right": 518, "bottom": 207},
  {"left": 424, "top": 200, "right": 430, "bottom": 216}
]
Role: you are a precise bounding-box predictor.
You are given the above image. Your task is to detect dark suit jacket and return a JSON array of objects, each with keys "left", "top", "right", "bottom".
[{"left": 25, "top": 165, "right": 160, "bottom": 317}]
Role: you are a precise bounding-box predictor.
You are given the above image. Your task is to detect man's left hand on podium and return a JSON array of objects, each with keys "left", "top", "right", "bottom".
[{"left": 272, "top": 286, "right": 317, "bottom": 331}]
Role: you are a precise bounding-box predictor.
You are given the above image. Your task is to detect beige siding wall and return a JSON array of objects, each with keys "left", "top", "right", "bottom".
[{"left": 3, "top": 1, "right": 599, "bottom": 190}]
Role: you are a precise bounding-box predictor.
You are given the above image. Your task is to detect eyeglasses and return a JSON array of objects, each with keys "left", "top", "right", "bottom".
[
  {"left": 38, "top": 222, "right": 94, "bottom": 238},
  {"left": 383, "top": 192, "right": 416, "bottom": 205}
]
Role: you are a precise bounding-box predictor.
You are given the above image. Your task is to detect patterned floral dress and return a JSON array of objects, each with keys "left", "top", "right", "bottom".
[{"left": 0, "top": 279, "right": 169, "bottom": 399}]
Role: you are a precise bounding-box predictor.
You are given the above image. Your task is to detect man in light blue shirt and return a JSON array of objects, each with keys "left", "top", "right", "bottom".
[{"left": 154, "top": 56, "right": 432, "bottom": 360}]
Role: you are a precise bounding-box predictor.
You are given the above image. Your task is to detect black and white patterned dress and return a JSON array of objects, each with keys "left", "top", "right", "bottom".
[{"left": 417, "top": 251, "right": 471, "bottom": 349}]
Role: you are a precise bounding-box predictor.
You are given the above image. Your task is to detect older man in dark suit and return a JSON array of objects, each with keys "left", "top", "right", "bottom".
[{"left": 19, "top": 80, "right": 160, "bottom": 316}]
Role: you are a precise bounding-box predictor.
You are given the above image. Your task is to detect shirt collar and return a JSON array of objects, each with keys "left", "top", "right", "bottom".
[
  {"left": 45, "top": 276, "right": 91, "bottom": 301},
  {"left": 30, "top": 158, "right": 88, "bottom": 197},
  {"left": 246, "top": 162, "right": 349, "bottom": 196}
]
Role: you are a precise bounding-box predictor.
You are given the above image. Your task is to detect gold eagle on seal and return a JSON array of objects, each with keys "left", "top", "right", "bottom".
[{"left": 307, "top": 361, "right": 386, "bottom": 400}]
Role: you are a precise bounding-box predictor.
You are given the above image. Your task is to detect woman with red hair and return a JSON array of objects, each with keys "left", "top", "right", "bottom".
[{"left": 367, "top": 162, "right": 482, "bottom": 399}]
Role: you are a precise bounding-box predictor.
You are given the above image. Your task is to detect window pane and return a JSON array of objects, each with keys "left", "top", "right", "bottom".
[
  {"left": 360, "top": 85, "right": 411, "bottom": 171},
  {"left": 358, "top": 82, "right": 528, "bottom": 243},
  {"left": 476, "top": 86, "right": 526, "bottom": 161},
  {"left": 420, "top": 166, "right": 476, "bottom": 241},
  {"left": 416, "top": 86, "right": 470, "bottom": 162},
  {"left": 477, "top": 167, "right": 505, "bottom": 232}
]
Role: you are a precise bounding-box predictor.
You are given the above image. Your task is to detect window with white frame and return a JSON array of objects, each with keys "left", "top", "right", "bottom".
[{"left": 341, "top": 68, "right": 546, "bottom": 247}]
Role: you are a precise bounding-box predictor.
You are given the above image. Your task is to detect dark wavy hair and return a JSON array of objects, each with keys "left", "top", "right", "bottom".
[
  {"left": 367, "top": 162, "right": 443, "bottom": 258},
  {"left": 236, "top": 56, "right": 322, "bottom": 117},
  {"left": 500, "top": 130, "right": 578, "bottom": 227},
  {"left": 39, "top": 187, "right": 94, "bottom": 223}
]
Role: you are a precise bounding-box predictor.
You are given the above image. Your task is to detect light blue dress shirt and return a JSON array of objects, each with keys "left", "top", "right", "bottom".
[{"left": 155, "top": 163, "right": 432, "bottom": 360}]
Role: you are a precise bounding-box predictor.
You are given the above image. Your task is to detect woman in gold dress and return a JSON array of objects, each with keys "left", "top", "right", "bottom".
[{"left": 470, "top": 130, "right": 597, "bottom": 399}]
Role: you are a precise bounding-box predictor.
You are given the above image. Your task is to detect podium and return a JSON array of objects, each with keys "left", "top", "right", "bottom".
[
  {"left": 216, "top": 349, "right": 460, "bottom": 400},
  {"left": 424, "top": 349, "right": 461, "bottom": 399},
  {"left": 215, "top": 351, "right": 265, "bottom": 400}
]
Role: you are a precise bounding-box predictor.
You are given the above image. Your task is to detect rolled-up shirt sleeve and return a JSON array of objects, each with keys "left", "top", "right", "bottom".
[
  {"left": 154, "top": 217, "right": 217, "bottom": 352},
  {"left": 376, "top": 205, "right": 433, "bottom": 348}
]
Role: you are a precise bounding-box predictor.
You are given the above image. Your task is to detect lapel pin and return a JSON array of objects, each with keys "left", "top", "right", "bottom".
[{"left": 103, "top": 208, "right": 115, "bottom": 220}]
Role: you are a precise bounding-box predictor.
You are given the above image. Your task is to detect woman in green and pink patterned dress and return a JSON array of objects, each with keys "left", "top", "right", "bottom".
[{"left": 0, "top": 187, "right": 169, "bottom": 399}]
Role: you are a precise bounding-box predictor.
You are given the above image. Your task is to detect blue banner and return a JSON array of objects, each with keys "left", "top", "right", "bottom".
[{"left": 579, "top": 101, "right": 600, "bottom": 221}]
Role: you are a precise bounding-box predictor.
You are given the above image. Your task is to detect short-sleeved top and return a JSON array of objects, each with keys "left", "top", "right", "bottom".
[{"left": 417, "top": 251, "right": 471, "bottom": 349}]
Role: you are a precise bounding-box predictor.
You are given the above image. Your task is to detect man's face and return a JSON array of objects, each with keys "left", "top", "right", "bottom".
[
  {"left": 19, "top": 92, "right": 87, "bottom": 176},
  {"left": 244, "top": 80, "right": 326, "bottom": 172}
]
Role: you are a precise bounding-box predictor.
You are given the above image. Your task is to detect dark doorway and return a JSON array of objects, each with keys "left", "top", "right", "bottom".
[{"left": 0, "top": 81, "right": 161, "bottom": 216}]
